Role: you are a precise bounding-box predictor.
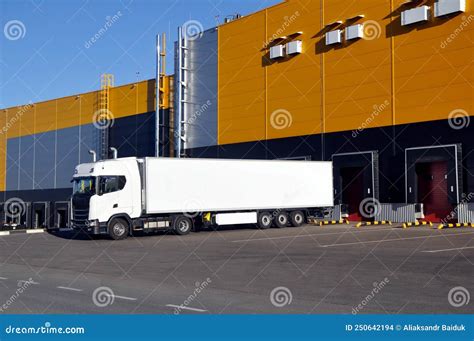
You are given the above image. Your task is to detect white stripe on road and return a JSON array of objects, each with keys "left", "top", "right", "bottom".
[
  {"left": 57, "top": 286, "right": 83, "bottom": 292},
  {"left": 0, "top": 277, "right": 7, "bottom": 280},
  {"left": 232, "top": 228, "right": 394, "bottom": 242},
  {"left": 166, "top": 304, "right": 207, "bottom": 312},
  {"left": 321, "top": 232, "right": 474, "bottom": 248},
  {"left": 26, "top": 229, "right": 44, "bottom": 234},
  {"left": 421, "top": 246, "right": 474, "bottom": 253},
  {"left": 105, "top": 294, "right": 137, "bottom": 301}
]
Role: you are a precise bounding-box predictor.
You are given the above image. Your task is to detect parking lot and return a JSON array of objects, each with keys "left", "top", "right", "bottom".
[{"left": 0, "top": 223, "right": 472, "bottom": 314}]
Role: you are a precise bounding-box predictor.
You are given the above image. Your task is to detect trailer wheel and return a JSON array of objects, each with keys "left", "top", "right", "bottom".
[
  {"left": 108, "top": 218, "right": 129, "bottom": 240},
  {"left": 289, "top": 211, "right": 305, "bottom": 227},
  {"left": 274, "top": 211, "right": 289, "bottom": 228},
  {"left": 257, "top": 212, "right": 272, "bottom": 229},
  {"left": 174, "top": 216, "right": 192, "bottom": 235}
]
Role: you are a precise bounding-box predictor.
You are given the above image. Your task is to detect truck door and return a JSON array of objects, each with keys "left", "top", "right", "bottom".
[{"left": 96, "top": 175, "right": 132, "bottom": 221}]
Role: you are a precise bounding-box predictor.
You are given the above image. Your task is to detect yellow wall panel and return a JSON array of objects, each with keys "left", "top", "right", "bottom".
[
  {"left": 78, "top": 92, "right": 99, "bottom": 126},
  {"left": 34, "top": 100, "right": 57, "bottom": 134},
  {"left": 110, "top": 83, "right": 138, "bottom": 119},
  {"left": 323, "top": 0, "right": 393, "bottom": 134},
  {"left": 56, "top": 96, "right": 81, "bottom": 130},
  {"left": 18, "top": 104, "right": 35, "bottom": 137},
  {"left": 393, "top": 0, "right": 474, "bottom": 126},
  {"left": 218, "top": 11, "right": 267, "bottom": 145}
]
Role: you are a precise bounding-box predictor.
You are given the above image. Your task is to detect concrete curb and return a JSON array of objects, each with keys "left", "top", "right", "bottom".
[{"left": 0, "top": 229, "right": 45, "bottom": 236}]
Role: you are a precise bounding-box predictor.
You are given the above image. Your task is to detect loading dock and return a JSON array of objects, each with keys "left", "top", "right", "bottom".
[
  {"left": 32, "top": 202, "right": 51, "bottom": 229},
  {"left": 53, "top": 201, "right": 71, "bottom": 229},
  {"left": 405, "top": 145, "right": 461, "bottom": 222},
  {"left": 332, "top": 151, "right": 379, "bottom": 221}
]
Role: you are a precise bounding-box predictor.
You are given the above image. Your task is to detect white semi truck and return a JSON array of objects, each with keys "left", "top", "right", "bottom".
[{"left": 71, "top": 157, "right": 333, "bottom": 240}]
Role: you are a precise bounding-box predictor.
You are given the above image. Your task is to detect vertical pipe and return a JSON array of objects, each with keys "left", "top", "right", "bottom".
[
  {"left": 176, "top": 27, "right": 183, "bottom": 158},
  {"left": 155, "top": 34, "right": 161, "bottom": 157}
]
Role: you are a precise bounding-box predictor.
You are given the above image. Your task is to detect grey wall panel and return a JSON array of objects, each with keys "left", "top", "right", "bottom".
[
  {"left": 6, "top": 138, "right": 20, "bottom": 191},
  {"left": 56, "top": 126, "right": 80, "bottom": 188},
  {"left": 19, "top": 135, "right": 34, "bottom": 190},
  {"left": 79, "top": 124, "right": 97, "bottom": 164},
  {"left": 34, "top": 131, "right": 56, "bottom": 190},
  {"left": 185, "top": 28, "right": 218, "bottom": 149}
]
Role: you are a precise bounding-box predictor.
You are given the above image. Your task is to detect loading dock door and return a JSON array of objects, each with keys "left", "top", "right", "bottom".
[
  {"left": 406, "top": 145, "right": 461, "bottom": 223},
  {"left": 341, "top": 167, "right": 365, "bottom": 221},
  {"left": 416, "top": 161, "right": 453, "bottom": 222},
  {"left": 333, "top": 151, "right": 379, "bottom": 222}
]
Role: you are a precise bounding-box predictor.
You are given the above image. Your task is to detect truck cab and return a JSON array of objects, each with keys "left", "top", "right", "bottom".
[{"left": 71, "top": 158, "right": 141, "bottom": 238}]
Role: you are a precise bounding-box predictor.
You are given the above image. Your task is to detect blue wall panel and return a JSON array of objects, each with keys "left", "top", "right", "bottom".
[
  {"left": 34, "top": 131, "right": 56, "bottom": 190},
  {"left": 19, "top": 135, "right": 34, "bottom": 190},
  {"left": 6, "top": 138, "right": 20, "bottom": 191},
  {"left": 56, "top": 126, "right": 80, "bottom": 188}
]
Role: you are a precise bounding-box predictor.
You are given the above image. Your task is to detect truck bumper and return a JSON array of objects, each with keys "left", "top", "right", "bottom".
[{"left": 72, "top": 220, "right": 107, "bottom": 235}]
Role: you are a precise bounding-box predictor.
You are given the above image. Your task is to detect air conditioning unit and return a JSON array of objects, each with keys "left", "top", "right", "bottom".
[
  {"left": 434, "top": 0, "right": 466, "bottom": 17},
  {"left": 345, "top": 24, "right": 363, "bottom": 40},
  {"left": 401, "top": 6, "right": 430, "bottom": 26},
  {"left": 269, "top": 45, "right": 284, "bottom": 59},
  {"left": 286, "top": 40, "right": 302, "bottom": 55},
  {"left": 325, "top": 30, "right": 342, "bottom": 45}
]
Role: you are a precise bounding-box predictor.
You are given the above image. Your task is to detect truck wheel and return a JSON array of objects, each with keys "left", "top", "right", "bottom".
[
  {"left": 108, "top": 218, "right": 129, "bottom": 240},
  {"left": 174, "top": 216, "right": 192, "bottom": 235},
  {"left": 274, "top": 211, "right": 289, "bottom": 228},
  {"left": 257, "top": 212, "right": 272, "bottom": 229},
  {"left": 290, "top": 211, "right": 305, "bottom": 227}
]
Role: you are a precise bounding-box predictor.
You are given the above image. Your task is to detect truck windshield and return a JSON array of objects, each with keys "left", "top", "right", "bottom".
[{"left": 73, "top": 177, "right": 96, "bottom": 195}]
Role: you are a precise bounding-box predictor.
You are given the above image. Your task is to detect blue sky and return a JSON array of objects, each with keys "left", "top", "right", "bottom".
[{"left": 0, "top": 0, "right": 280, "bottom": 108}]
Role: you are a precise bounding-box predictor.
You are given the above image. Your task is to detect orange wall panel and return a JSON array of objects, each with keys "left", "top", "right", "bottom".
[
  {"left": 218, "top": 11, "right": 267, "bottom": 145},
  {"left": 393, "top": 0, "right": 474, "bottom": 126}
]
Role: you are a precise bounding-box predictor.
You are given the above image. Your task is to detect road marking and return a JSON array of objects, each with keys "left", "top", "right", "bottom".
[
  {"left": 106, "top": 294, "right": 137, "bottom": 301},
  {"left": 0, "top": 277, "right": 7, "bottom": 280},
  {"left": 26, "top": 229, "right": 44, "bottom": 234},
  {"left": 166, "top": 304, "right": 207, "bottom": 312},
  {"left": 321, "top": 232, "right": 474, "bottom": 248},
  {"left": 57, "top": 286, "right": 83, "bottom": 292},
  {"left": 0, "top": 231, "right": 9, "bottom": 236},
  {"left": 232, "top": 228, "right": 394, "bottom": 242},
  {"left": 421, "top": 246, "right": 474, "bottom": 253}
]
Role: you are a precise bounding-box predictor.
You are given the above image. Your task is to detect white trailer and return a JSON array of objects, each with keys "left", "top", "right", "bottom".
[{"left": 71, "top": 157, "right": 333, "bottom": 240}]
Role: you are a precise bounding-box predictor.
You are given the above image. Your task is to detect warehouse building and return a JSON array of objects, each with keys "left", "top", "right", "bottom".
[{"left": 1, "top": 0, "right": 473, "bottom": 228}]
